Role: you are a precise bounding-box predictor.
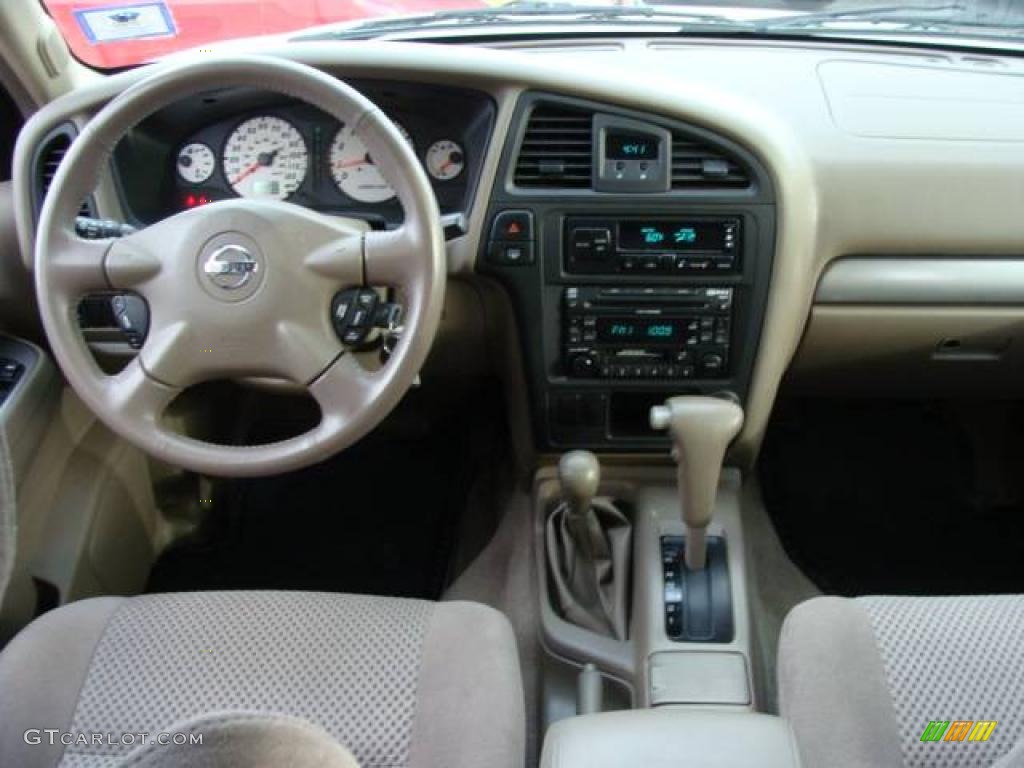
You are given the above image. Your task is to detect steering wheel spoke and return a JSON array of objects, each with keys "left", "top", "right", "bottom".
[
  {"left": 302, "top": 215, "right": 368, "bottom": 285},
  {"left": 308, "top": 353, "right": 381, "bottom": 427},
  {"left": 50, "top": 235, "right": 113, "bottom": 296},
  {"left": 106, "top": 235, "right": 163, "bottom": 290},
  {"left": 105, "top": 357, "right": 181, "bottom": 427},
  {"left": 364, "top": 226, "right": 423, "bottom": 288}
]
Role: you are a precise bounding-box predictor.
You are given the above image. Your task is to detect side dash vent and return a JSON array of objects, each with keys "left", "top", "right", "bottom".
[
  {"left": 671, "top": 130, "right": 751, "bottom": 189},
  {"left": 33, "top": 124, "right": 95, "bottom": 220},
  {"left": 513, "top": 104, "right": 594, "bottom": 189}
]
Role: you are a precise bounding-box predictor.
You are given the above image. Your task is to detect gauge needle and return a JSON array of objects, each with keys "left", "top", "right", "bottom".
[
  {"left": 230, "top": 162, "right": 262, "bottom": 186},
  {"left": 334, "top": 154, "right": 372, "bottom": 170},
  {"left": 230, "top": 147, "right": 281, "bottom": 186}
]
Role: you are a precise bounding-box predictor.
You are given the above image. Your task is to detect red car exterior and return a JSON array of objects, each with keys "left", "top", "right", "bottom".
[{"left": 43, "top": 0, "right": 484, "bottom": 69}]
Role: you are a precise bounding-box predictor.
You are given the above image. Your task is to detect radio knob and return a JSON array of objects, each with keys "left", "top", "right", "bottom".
[{"left": 569, "top": 351, "right": 600, "bottom": 378}]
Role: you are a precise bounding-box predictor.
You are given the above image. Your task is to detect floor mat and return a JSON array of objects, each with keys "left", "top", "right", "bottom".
[
  {"left": 147, "top": 385, "right": 504, "bottom": 599},
  {"left": 759, "top": 399, "right": 1024, "bottom": 596}
]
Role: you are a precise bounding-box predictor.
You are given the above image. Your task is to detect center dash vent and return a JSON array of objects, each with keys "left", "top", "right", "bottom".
[
  {"left": 671, "top": 131, "right": 750, "bottom": 189},
  {"left": 33, "top": 124, "right": 95, "bottom": 220},
  {"left": 513, "top": 105, "right": 593, "bottom": 189}
]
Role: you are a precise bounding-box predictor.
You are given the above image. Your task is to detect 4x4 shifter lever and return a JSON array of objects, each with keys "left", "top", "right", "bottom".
[{"left": 650, "top": 395, "right": 744, "bottom": 570}]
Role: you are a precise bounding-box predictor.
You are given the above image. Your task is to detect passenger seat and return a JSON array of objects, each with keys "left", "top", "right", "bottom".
[{"left": 778, "top": 595, "right": 1024, "bottom": 767}]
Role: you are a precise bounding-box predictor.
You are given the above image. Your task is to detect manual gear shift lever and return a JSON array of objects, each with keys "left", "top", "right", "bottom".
[
  {"left": 545, "top": 451, "right": 632, "bottom": 640},
  {"left": 559, "top": 450, "right": 601, "bottom": 519},
  {"left": 651, "top": 396, "right": 744, "bottom": 570}
]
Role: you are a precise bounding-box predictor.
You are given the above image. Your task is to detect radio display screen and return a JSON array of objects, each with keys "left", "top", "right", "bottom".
[
  {"left": 596, "top": 317, "right": 688, "bottom": 345},
  {"left": 618, "top": 220, "right": 730, "bottom": 252}
]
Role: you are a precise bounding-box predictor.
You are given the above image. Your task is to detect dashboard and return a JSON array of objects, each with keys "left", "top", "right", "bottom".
[
  {"left": 111, "top": 81, "right": 495, "bottom": 227},
  {"left": 15, "top": 39, "right": 1024, "bottom": 463}
]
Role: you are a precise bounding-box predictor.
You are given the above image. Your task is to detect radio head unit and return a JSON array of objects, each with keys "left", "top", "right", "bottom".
[
  {"left": 563, "top": 286, "right": 733, "bottom": 381},
  {"left": 566, "top": 215, "right": 739, "bottom": 276}
]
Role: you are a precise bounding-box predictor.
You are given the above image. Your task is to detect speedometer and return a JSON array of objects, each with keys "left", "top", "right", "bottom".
[
  {"left": 223, "top": 116, "right": 308, "bottom": 200},
  {"left": 329, "top": 122, "right": 412, "bottom": 203}
]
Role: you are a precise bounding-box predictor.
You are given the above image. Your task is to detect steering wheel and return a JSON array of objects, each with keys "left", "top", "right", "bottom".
[{"left": 34, "top": 56, "right": 446, "bottom": 477}]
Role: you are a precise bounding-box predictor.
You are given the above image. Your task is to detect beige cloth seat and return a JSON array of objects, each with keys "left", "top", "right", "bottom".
[
  {"left": 0, "top": 591, "right": 525, "bottom": 768},
  {"left": 778, "top": 595, "right": 1024, "bottom": 768}
]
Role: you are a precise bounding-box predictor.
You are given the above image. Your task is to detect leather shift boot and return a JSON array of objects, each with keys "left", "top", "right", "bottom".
[{"left": 545, "top": 499, "right": 632, "bottom": 641}]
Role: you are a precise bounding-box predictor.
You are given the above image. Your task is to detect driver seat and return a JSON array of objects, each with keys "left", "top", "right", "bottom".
[{"left": 0, "top": 591, "right": 525, "bottom": 768}]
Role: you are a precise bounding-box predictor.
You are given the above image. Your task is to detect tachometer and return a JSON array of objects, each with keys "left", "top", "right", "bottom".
[
  {"left": 223, "top": 116, "right": 308, "bottom": 200},
  {"left": 177, "top": 142, "right": 215, "bottom": 184},
  {"left": 329, "top": 122, "right": 412, "bottom": 203},
  {"left": 425, "top": 140, "right": 465, "bottom": 181}
]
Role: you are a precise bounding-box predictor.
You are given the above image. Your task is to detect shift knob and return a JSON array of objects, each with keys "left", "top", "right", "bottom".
[
  {"left": 650, "top": 396, "right": 744, "bottom": 570},
  {"left": 558, "top": 450, "right": 600, "bottom": 518}
]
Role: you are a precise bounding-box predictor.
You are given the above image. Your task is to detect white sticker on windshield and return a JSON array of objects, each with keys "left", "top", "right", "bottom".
[{"left": 75, "top": 2, "right": 177, "bottom": 44}]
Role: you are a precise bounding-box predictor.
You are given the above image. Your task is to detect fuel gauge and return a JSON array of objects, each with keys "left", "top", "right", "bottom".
[
  {"left": 177, "top": 142, "right": 215, "bottom": 185},
  {"left": 425, "top": 140, "right": 464, "bottom": 181}
]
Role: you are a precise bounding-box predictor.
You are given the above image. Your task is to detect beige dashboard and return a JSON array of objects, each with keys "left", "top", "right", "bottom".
[{"left": 12, "top": 37, "right": 1024, "bottom": 464}]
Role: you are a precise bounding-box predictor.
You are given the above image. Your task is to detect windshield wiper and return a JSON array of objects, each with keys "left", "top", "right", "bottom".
[{"left": 293, "top": 2, "right": 749, "bottom": 41}]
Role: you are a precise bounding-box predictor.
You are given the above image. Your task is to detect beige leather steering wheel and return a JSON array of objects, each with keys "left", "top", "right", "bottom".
[{"left": 35, "top": 56, "right": 445, "bottom": 477}]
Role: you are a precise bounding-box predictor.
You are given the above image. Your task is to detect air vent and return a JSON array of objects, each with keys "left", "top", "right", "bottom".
[
  {"left": 513, "top": 105, "right": 593, "bottom": 189},
  {"left": 671, "top": 131, "right": 750, "bottom": 189},
  {"left": 33, "top": 125, "right": 94, "bottom": 219}
]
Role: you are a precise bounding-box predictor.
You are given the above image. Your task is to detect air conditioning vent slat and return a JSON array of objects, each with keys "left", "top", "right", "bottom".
[
  {"left": 670, "top": 128, "right": 751, "bottom": 190},
  {"left": 513, "top": 100, "right": 753, "bottom": 192},
  {"left": 34, "top": 126, "right": 95, "bottom": 219},
  {"left": 513, "top": 104, "right": 594, "bottom": 189}
]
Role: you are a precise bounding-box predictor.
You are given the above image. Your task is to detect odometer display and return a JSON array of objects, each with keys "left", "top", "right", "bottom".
[{"left": 223, "top": 116, "right": 308, "bottom": 200}]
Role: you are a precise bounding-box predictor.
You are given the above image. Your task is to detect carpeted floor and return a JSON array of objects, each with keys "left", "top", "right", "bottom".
[
  {"left": 759, "top": 398, "right": 1024, "bottom": 596},
  {"left": 147, "top": 383, "right": 506, "bottom": 599}
]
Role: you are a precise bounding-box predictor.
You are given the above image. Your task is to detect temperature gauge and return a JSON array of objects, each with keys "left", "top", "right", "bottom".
[
  {"left": 425, "top": 140, "right": 464, "bottom": 181},
  {"left": 176, "top": 143, "right": 215, "bottom": 185}
]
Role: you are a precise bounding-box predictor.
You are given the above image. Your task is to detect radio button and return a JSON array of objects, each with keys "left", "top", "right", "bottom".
[
  {"left": 620, "top": 257, "right": 639, "bottom": 272},
  {"left": 700, "top": 352, "right": 726, "bottom": 377},
  {"left": 640, "top": 255, "right": 662, "bottom": 273}
]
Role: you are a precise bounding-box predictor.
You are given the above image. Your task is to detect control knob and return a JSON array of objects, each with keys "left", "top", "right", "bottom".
[{"left": 569, "top": 351, "right": 599, "bottom": 377}]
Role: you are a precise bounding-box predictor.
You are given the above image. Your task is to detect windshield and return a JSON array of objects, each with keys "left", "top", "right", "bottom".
[{"left": 42, "top": 0, "right": 1024, "bottom": 70}]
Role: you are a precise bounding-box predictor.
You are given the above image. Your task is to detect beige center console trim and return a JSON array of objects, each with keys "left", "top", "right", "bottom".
[
  {"left": 535, "top": 463, "right": 755, "bottom": 712},
  {"left": 540, "top": 710, "right": 801, "bottom": 768}
]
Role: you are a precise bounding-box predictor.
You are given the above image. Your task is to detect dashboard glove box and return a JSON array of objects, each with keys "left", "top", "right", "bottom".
[{"left": 540, "top": 710, "right": 801, "bottom": 768}]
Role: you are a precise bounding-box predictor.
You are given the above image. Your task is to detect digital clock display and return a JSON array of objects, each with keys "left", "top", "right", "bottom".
[
  {"left": 618, "top": 220, "right": 731, "bottom": 253},
  {"left": 606, "top": 132, "right": 659, "bottom": 160},
  {"left": 596, "top": 317, "right": 686, "bottom": 345}
]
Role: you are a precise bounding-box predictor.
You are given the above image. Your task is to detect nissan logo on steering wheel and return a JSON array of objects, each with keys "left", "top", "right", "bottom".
[{"left": 203, "top": 244, "right": 259, "bottom": 290}]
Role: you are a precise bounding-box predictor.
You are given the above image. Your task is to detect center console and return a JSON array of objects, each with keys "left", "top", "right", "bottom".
[
  {"left": 480, "top": 92, "right": 775, "bottom": 451},
  {"left": 541, "top": 710, "right": 801, "bottom": 768}
]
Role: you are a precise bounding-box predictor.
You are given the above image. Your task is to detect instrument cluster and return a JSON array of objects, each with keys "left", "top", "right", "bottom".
[{"left": 146, "top": 82, "right": 493, "bottom": 225}]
